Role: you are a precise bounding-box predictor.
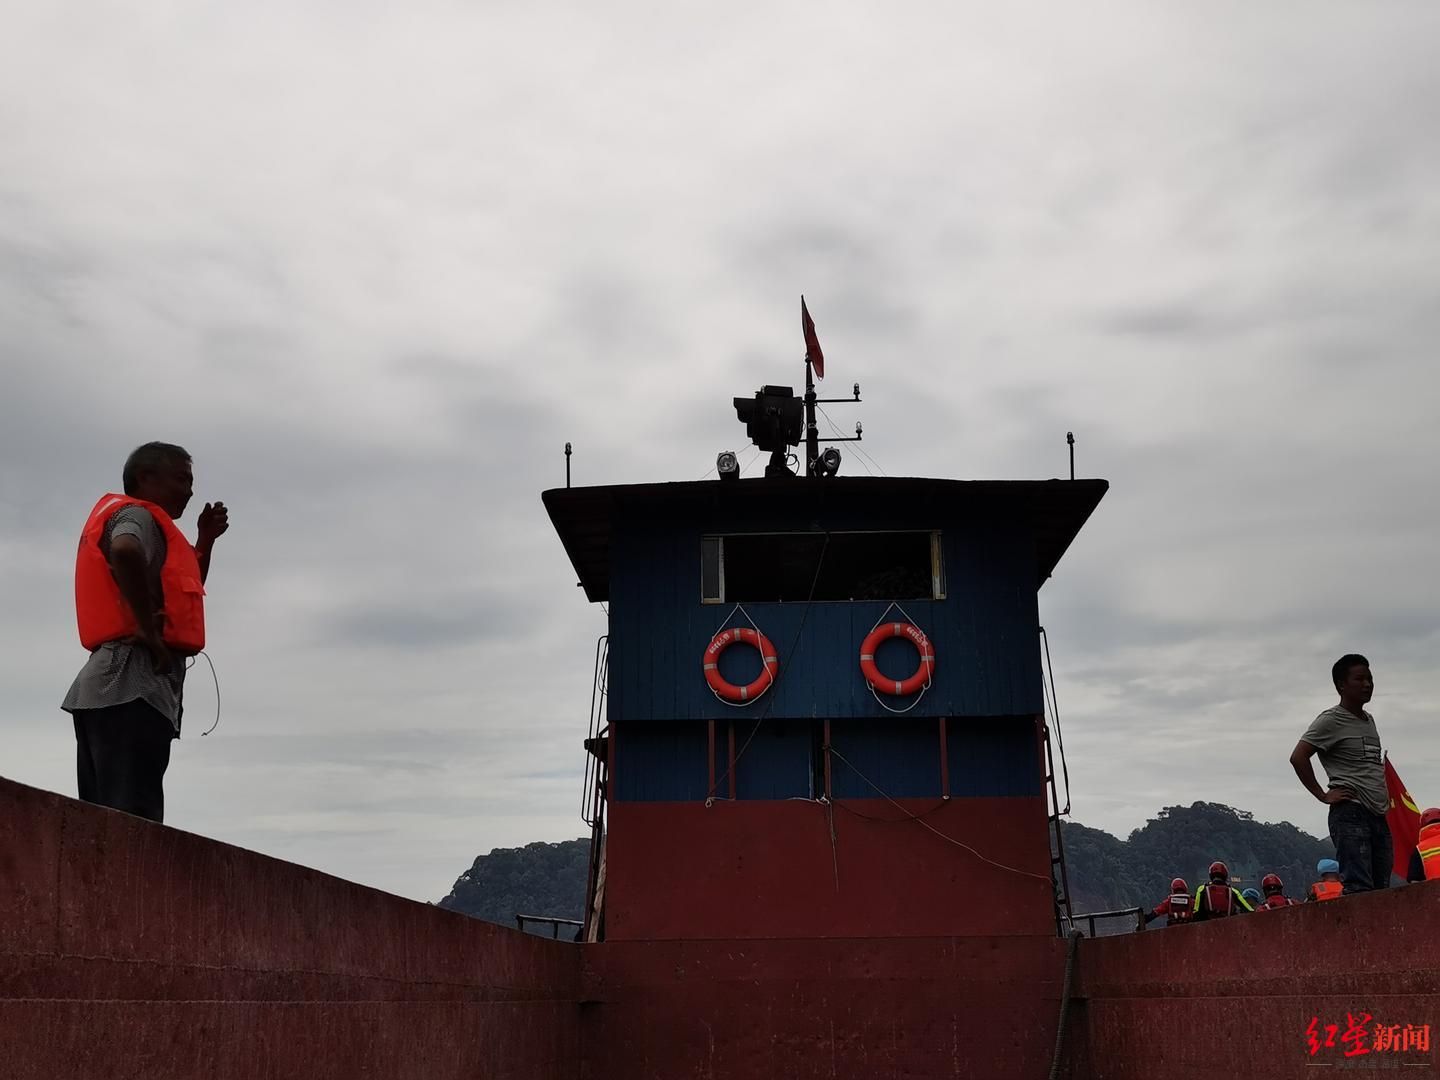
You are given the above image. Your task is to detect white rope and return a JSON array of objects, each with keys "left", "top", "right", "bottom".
[
  {"left": 708, "top": 602, "right": 761, "bottom": 641},
  {"left": 870, "top": 685, "right": 928, "bottom": 714},
  {"left": 704, "top": 533, "right": 830, "bottom": 807},
  {"left": 699, "top": 441, "right": 761, "bottom": 480},
  {"left": 826, "top": 747, "right": 1051, "bottom": 883},
  {"left": 815, "top": 405, "right": 873, "bottom": 476},
  {"left": 736, "top": 444, "right": 763, "bottom": 477},
  {"left": 185, "top": 650, "right": 222, "bottom": 735},
  {"left": 705, "top": 603, "right": 776, "bottom": 707},
  {"left": 869, "top": 600, "right": 921, "bottom": 634},
  {"left": 816, "top": 403, "right": 887, "bottom": 476},
  {"left": 864, "top": 601, "right": 933, "bottom": 714}
]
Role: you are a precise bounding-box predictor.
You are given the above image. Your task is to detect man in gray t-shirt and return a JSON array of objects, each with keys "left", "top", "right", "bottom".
[{"left": 1289, "top": 654, "right": 1393, "bottom": 894}]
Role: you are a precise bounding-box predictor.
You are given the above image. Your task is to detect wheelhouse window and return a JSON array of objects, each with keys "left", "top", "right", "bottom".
[{"left": 700, "top": 531, "right": 943, "bottom": 603}]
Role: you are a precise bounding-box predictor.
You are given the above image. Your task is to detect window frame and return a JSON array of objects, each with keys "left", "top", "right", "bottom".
[{"left": 699, "top": 529, "right": 945, "bottom": 604}]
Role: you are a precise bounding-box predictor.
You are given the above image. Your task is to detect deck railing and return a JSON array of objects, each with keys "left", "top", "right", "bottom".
[
  {"left": 1065, "top": 906, "right": 1145, "bottom": 937},
  {"left": 513, "top": 915, "right": 584, "bottom": 940}
]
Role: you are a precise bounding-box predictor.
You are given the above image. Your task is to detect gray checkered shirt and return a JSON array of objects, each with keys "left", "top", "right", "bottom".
[{"left": 61, "top": 505, "right": 185, "bottom": 733}]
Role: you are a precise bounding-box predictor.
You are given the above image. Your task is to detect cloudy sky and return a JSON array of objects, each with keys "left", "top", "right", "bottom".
[{"left": 3, "top": 2, "right": 1438, "bottom": 902}]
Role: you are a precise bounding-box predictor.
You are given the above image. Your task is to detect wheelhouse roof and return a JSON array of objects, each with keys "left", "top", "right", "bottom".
[{"left": 543, "top": 476, "right": 1108, "bottom": 603}]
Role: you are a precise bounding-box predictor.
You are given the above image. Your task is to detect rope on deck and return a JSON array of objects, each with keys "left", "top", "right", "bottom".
[{"left": 1048, "top": 928, "right": 1084, "bottom": 1080}]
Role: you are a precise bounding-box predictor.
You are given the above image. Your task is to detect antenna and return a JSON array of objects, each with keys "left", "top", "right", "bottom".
[
  {"left": 800, "top": 297, "right": 862, "bottom": 477},
  {"left": 723, "top": 301, "right": 866, "bottom": 479},
  {"left": 1066, "top": 432, "right": 1074, "bottom": 481},
  {"left": 565, "top": 442, "right": 573, "bottom": 488}
]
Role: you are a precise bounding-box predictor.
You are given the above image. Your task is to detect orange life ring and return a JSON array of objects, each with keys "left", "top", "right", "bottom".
[
  {"left": 859, "top": 622, "right": 935, "bottom": 696},
  {"left": 703, "top": 627, "right": 778, "bottom": 703}
]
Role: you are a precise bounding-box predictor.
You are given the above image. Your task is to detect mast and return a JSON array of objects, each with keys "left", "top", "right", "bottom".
[{"left": 804, "top": 353, "right": 818, "bottom": 477}]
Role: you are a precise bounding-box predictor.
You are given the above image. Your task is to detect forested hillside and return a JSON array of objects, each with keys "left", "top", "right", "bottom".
[
  {"left": 1060, "top": 801, "right": 1333, "bottom": 913},
  {"left": 437, "top": 802, "right": 1334, "bottom": 931},
  {"left": 436, "top": 838, "right": 590, "bottom": 931}
]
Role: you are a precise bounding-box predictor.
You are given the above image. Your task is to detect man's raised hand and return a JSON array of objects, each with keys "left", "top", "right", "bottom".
[{"left": 197, "top": 501, "right": 229, "bottom": 547}]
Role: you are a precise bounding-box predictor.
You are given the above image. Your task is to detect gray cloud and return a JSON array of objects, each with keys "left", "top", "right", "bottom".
[
  {"left": 4, "top": 0, "right": 1440, "bottom": 900},
  {"left": 1097, "top": 299, "right": 1261, "bottom": 340},
  {"left": 322, "top": 589, "right": 529, "bottom": 649}
]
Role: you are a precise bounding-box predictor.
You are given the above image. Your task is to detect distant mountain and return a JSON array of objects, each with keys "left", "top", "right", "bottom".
[
  {"left": 436, "top": 802, "right": 1335, "bottom": 933},
  {"left": 436, "top": 838, "right": 590, "bottom": 933},
  {"left": 1061, "top": 801, "right": 1333, "bottom": 915}
]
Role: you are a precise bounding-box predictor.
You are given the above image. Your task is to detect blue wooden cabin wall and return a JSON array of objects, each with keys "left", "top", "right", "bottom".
[
  {"left": 606, "top": 505, "right": 1044, "bottom": 725},
  {"left": 604, "top": 500, "right": 1048, "bottom": 804},
  {"left": 611, "top": 716, "right": 1041, "bottom": 802}
]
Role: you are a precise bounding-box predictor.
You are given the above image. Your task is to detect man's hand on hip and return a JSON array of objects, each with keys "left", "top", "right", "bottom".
[{"left": 129, "top": 628, "right": 174, "bottom": 674}]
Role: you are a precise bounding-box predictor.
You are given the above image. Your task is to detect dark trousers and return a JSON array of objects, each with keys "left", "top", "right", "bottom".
[
  {"left": 1329, "top": 799, "right": 1393, "bottom": 894},
  {"left": 73, "top": 700, "right": 174, "bottom": 823}
]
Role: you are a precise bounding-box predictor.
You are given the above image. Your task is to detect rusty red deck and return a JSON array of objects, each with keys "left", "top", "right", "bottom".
[{"left": 3, "top": 777, "right": 1436, "bottom": 1078}]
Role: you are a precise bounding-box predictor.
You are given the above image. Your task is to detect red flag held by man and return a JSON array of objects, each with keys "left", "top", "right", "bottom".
[
  {"left": 1384, "top": 757, "right": 1422, "bottom": 880},
  {"left": 801, "top": 296, "right": 824, "bottom": 379}
]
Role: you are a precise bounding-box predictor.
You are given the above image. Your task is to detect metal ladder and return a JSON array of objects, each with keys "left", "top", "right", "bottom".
[
  {"left": 1044, "top": 717, "right": 1076, "bottom": 938},
  {"left": 579, "top": 635, "right": 609, "bottom": 942}
]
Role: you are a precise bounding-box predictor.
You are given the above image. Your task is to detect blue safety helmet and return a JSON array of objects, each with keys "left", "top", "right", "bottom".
[
  {"left": 1241, "top": 888, "right": 1261, "bottom": 904},
  {"left": 1317, "top": 858, "right": 1340, "bottom": 875}
]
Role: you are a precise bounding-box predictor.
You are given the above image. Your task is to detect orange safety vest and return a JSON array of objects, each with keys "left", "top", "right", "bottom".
[
  {"left": 1309, "top": 880, "right": 1343, "bottom": 902},
  {"left": 1418, "top": 822, "right": 1440, "bottom": 881},
  {"left": 75, "top": 494, "right": 205, "bottom": 652}
]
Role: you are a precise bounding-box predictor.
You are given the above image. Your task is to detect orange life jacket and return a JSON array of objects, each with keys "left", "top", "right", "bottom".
[
  {"left": 75, "top": 494, "right": 205, "bottom": 652},
  {"left": 1309, "top": 880, "right": 1343, "bottom": 902},
  {"left": 1418, "top": 822, "right": 1440, "bottom": 881}
]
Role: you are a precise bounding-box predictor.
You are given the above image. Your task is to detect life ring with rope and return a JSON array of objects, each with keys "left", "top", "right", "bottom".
[
  {"left": 703, "top": 626, "right": 779, "bottom": 703},
  {"left": 859, "top": 622, "right": 935, "bottom": 696}
]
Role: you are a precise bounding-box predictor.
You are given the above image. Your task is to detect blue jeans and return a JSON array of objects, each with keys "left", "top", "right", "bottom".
[{"left": 1328, "top": 800, "right": 1393, "bottom": 894}]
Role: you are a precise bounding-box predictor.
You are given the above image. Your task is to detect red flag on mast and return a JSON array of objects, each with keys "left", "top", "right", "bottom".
[
  {"left": 801, "top": 296, "right": 824, "bottom": 379},
  {"left": 1384, "top": 757, "right": 1422, "bottom": 881}
]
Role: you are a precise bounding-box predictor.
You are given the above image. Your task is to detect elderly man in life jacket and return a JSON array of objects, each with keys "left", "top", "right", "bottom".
[
  {"left": 61, "top": 442, "right": 229, "bottom": 823},
  {"left": 1192, "top": 861, "right": 1254, "bottom": 920},
  {"left": 1406, "top": 808, "right": 1440, "bottom": 883},
  {"left": 1142, "top": 877, "right": 1194, "bottom": 928}
]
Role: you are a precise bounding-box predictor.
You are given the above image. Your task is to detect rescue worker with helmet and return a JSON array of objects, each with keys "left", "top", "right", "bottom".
[
  {"left": 1308, "top": 858, "right": 1343, "bottom": 901},
  {"left": 1406, "top": 807, "right": 1440, "bottom": 882},
  {"left": 1142, "top": 877, "right": 1194, "bottom": 927},
  {"left": 1192, "top": 861, "right": 1254, "bottom": 920},
  {"left": 61, "top": 442, "right": 229, "bottom": 823},
  {"left": 1256, "top": 872, "right": 1301, "bottom": 909},
  {"left": 1241, "top": 887, "right": 1262, "bottom": 910}
]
